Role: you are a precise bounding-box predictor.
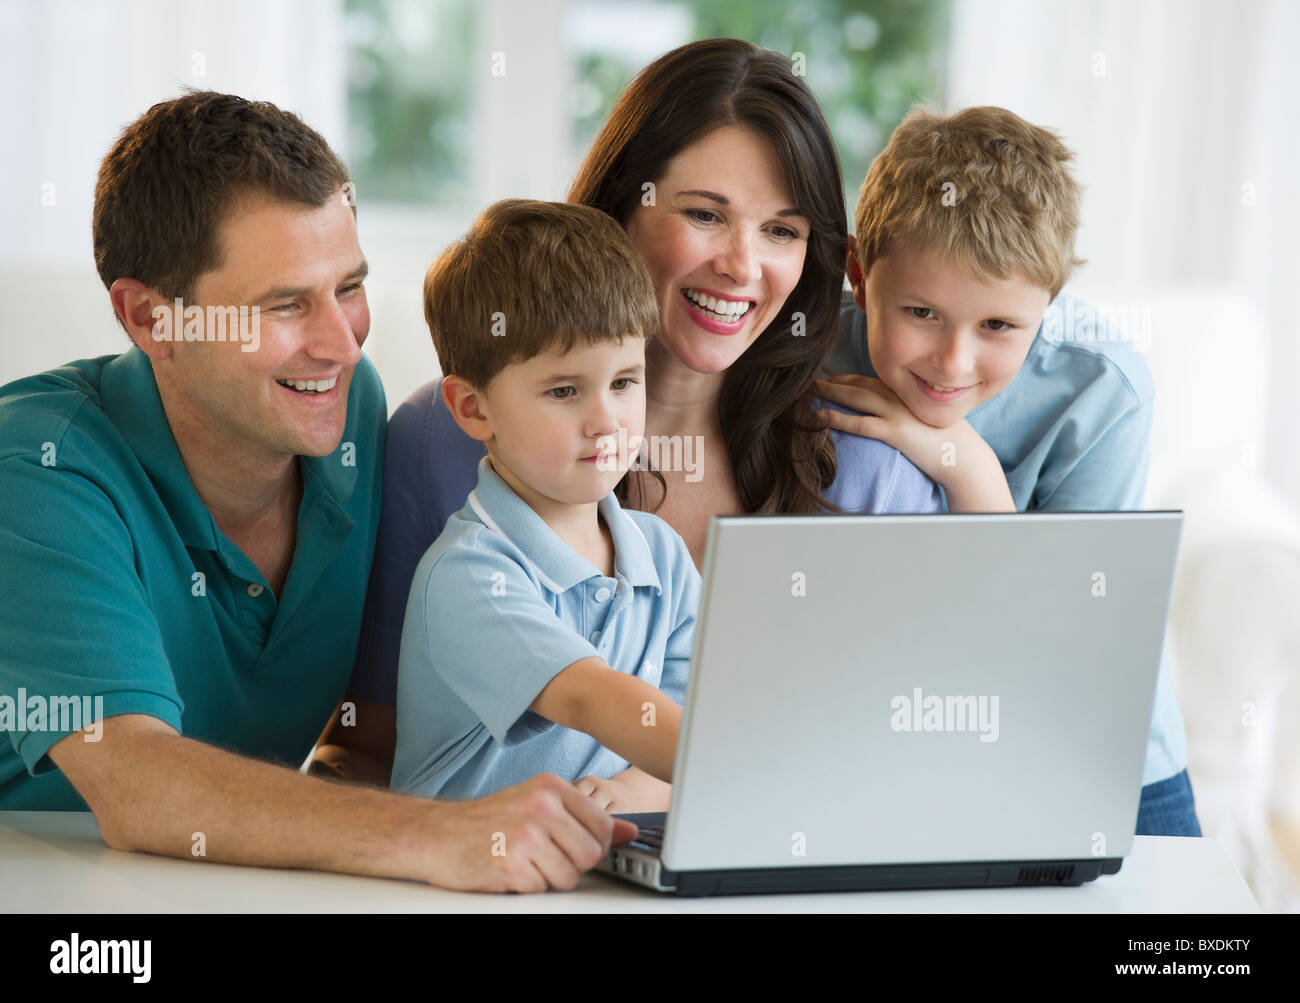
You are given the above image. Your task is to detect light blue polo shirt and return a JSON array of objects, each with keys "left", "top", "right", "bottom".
[
  {"left": 391, "top": 456, "right": 700, "bottom": 800},
  {"left": 0, "top": 347, "right": 386, "bottom": 809},
  {"left": 828, "top": 290, "right": 1188, "bottom": 785}
]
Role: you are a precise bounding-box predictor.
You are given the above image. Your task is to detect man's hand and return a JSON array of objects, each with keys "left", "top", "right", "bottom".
[
  {"left": 814, "top": 373, "right": 1015, "bottom": 512},
  {"left": 421, "top": 773, "right": 638, "bottom": 893},
  {"left": 49, "top": 715, "right": 636, "bottom": 894}
]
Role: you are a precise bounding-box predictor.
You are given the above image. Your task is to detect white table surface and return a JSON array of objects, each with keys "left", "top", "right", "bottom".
[{"left": 0, "top": 811, "right": 1260, "bottom": 913}]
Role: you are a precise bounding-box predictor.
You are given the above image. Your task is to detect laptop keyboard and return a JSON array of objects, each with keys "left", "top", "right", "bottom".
[{"left": 631, "top": 824, "right": 665, "bottom": 851}]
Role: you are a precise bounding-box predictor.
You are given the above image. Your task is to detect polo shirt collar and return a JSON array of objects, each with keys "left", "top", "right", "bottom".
[
  {"left": 99, "top": 347, "right": 358, "bottom": 554},
  {"left": 100, "top": 348, "right": 219, "bottom": 550},
  {"left": 466, "top": 456, "right": 662, "bottom": 594}
]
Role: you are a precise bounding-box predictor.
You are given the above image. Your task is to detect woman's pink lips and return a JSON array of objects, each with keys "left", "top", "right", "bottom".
[{"left": 681, "top": 291, "right": 752, "bottom": 336}]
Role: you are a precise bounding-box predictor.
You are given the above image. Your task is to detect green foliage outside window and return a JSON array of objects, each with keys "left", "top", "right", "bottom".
[
  {"left": 346, "top": 0, "right": 948, "bottom": 217},
  {"left": 345, "top": 0, "right": 476, "bottom": 205},
  {"left": 573, "top": 0, "right": 951, "bottom": 221}
]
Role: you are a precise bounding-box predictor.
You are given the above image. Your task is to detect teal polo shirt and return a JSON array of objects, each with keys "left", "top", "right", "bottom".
[{"left": 0, "top": 347, "right": 386, "bottom": 809}]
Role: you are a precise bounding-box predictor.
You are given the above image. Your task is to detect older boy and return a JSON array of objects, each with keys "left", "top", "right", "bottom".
[
  {"left": 390, "top": 200, "right": 698, "bottom": 811},
  {"left": 816, "top": 105, "right": 1200, "bottom": 836}
]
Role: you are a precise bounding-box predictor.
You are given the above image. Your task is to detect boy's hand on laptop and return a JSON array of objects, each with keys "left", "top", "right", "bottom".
[
  {"left": 814, "top": 374, "right": 1015, "bottom": 513},
  {"left": 574, "top": 767, "right": 672, "bottom": 812},
  {"left": 574, "top": 774, "right": 629, "bottom": 812},
  {"left": 420, "top": 773, "right": 638, "bottom": 893}
]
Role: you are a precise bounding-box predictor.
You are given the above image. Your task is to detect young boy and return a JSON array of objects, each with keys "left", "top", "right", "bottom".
[
  {"left": 815, "top": 105, "right": 1200, "bottom": 836},
  {"left": 389, "top": 200, "right": 698, "bottom": 812}
]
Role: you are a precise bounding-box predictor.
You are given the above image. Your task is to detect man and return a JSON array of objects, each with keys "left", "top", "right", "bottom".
[{"left": 0, "top": 91, "right": 632, "bottom": 892}]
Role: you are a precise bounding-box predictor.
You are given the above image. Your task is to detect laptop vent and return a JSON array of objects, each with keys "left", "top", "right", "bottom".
[{"left": 1017, "top": 864, "right": 1076, "bottom": 885}]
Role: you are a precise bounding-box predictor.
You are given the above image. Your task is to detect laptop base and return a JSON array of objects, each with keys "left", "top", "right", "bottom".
[{"left": 603, "top": 813, "right": 1123, "bottom": 897}]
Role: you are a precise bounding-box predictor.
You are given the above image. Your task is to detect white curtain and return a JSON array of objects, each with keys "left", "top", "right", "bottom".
[
  {"left": 0, "top": 0, "right": 348, "bottom": 382},
  {"left": 0, "top": 0, "right": 347, "bottom": 266}
]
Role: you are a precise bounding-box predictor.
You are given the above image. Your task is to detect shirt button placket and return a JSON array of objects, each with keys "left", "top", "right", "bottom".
[{"left": 589, "top": 580, "right": 617, "bottom": 648}]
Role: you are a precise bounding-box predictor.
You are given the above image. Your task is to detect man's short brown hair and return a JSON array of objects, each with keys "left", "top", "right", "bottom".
[
  {"left": 855, "top": 105, "right": 1084, "bottom": 299},
  {"left": 93, "top": 90, "right": 352, "bottom": 308},
  {"left": 423, "top": 199, "right": 659, "bottom": 387}
]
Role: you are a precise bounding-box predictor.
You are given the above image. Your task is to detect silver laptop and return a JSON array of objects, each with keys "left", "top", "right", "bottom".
[{"left": 597, "top": 511, "right": 1183, "bottom": 896}]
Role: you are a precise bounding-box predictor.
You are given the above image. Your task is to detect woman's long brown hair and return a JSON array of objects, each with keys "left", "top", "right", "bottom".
[{"left": 570, "top": 37, "right": 847, "bottom": 514}]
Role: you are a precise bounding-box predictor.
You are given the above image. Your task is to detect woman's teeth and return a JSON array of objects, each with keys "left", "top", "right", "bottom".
[
  {"left": 277, "top": 376, "right": 338, "bottom": 394},
  {"left": 683, "top": 288, "right": 752, "bottom": 322}
]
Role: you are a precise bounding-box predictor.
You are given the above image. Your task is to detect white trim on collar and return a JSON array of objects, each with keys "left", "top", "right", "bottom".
[{"left": 467, "top": 488, "right": 565, "bottom": 594}]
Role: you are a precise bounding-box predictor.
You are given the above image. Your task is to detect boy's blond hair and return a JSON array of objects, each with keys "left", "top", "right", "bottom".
[
  {"left": 854, "top": 105, "right": 1083, "bottom": 298},
  {"left": 424, "top": 199, "right": 659, "bottom": 387}
]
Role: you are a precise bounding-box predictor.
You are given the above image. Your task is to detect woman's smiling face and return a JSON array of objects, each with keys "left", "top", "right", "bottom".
[{"left": 623, "top": 124, "right": 810, "bottom": 375}]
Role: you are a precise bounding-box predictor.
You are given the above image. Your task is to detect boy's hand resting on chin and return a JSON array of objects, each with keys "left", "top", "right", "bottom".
[{"left": 814, "top": 373, "right": 1016, "bottom": 514}]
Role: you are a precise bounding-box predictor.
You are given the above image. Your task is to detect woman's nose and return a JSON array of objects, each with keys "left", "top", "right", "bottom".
[{"left": 714, "top": 229, "right": 760, "bottom": 286}]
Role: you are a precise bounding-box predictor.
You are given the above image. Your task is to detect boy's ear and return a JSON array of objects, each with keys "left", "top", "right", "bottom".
[
  {"left": 441, "top": 375, "right": 494, "bottom": 443},
  {"left": 845, "top": 246, "right": 867, "bottom": 313}
]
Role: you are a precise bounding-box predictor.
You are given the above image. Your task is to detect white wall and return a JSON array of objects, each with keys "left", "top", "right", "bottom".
[
  {"left": 0, "top": 0, "right": 349, "bottom": 378},
  {"left": 0, "top": 0, "right": 588, "bottom": 416}
]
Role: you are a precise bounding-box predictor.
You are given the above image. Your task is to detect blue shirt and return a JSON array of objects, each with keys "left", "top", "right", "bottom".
[
  {"left": 0, "top": 348, "right": 387, "bottom": 809},
  {"left": 828, "top": 291, "right": 1188, "bottom": 785},
  {"left": 350, "top": 378, "right": 942, "bottom": 707},
  {"left": 390, "top": 456, "right": 700, "bottom": 799}
]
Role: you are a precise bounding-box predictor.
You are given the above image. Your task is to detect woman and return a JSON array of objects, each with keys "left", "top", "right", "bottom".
[{"left": 314, "top": 38, "right": 940, "bottom": 790}]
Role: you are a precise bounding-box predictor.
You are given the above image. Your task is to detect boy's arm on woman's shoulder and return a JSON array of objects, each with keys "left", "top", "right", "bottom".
[{"left": 936, "top": 422, "right": 1016, "bottom": 513}]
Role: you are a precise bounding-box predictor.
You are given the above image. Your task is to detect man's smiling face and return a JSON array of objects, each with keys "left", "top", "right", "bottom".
[
  {"left": 163, "top": 190, "right": 370, "bottom": 463},
  {"left": 851, "top": 241, "right": 1051, "bottom": 428}
]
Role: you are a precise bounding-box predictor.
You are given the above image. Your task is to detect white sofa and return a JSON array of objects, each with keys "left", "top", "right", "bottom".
[{"left": 1080, "top": 282, "right": 1300, "bottom": 912}]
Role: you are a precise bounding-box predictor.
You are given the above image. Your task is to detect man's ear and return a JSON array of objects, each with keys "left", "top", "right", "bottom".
[
  {"left": 110, "top": 279, "right": 173, "bottom": 361},
  {"left": 441, "top": 375, "right": 494, "bottom": 443},
  {"left": 845, "top": 246, "right": 867, "bottom": 313}
]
